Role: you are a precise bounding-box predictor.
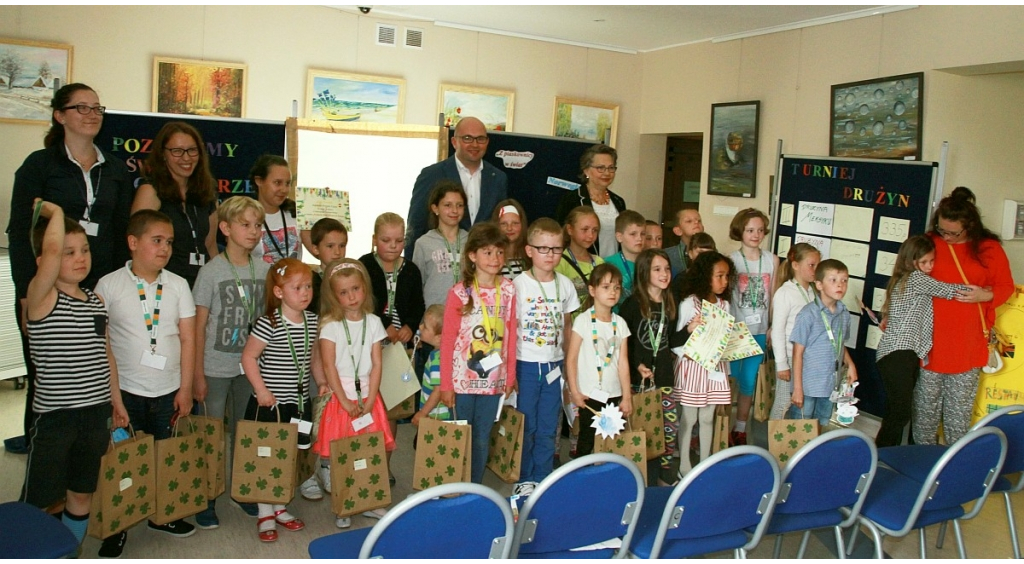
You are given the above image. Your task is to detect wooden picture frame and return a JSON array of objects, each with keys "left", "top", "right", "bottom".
[
  {"left": 152, "top": 56, "right": 247, "bottom": 118},
  {"left": 708, "top": 100, "right": 760, "bottom": 198},
  {"left": 0, "top": 37, "right": 73, "bottom": 124},
  {"left": 830, "top": 72, "right": 923, "bottom": 160},
  {"left": 306, "top": 69, "right": 405, "bottom": 124},
  {"left": 552, "top": 96, "right": 619, "bottom": 147},
  {"left": 438, "top": 83, "right": 514, "bottom": 131}
]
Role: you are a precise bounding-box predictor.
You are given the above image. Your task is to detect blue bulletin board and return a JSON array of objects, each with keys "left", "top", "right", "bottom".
[{"left": 772, "top": 155, "right": 939, "bottom": 416}]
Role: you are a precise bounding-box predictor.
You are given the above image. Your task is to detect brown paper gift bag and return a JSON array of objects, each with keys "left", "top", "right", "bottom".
[
  {"left": 767, "top": 419, "right": 820, "bottom": 466},
  {"left": 711, "top": 404, "right": 731, "bottom": 455},
  {"left": 413, "top": 416, "right": 472, "bottom": 490},
  {"left": 487, "top": 406, "right": 524, "bottom": 483},
  {"left": 387, "top": 395, "right": 417, "bottom": 421},
  {"left": 595, "top": 430, "right": 648, "bottom": 484},
  {"left": 310, "top": 393, "right": 330, "bottom": 445},
  {"left": 231, "top": 415, "right": 298, "bottom": 504},
  {"left": 329, "top": 432, "right": 392, "bottom": 517},
  {"left": 628, "top": 385, "right": 666, "bottom": 459},
  {"left": 192, "top": 404, "right": 226, "bottom": 501},
  {"left": 88, "top": 428, "right": 156, "bottom": 539},
  {"left": 152, "top": 416, "right": 207, "bottom": 525},
  {"left": 753, "top": 357, "right": 776, "bottom": 423}
]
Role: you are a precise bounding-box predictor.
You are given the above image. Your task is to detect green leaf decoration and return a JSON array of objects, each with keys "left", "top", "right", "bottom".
[
  {"left": 112, "top": 494, "right": 123, "bottom": 507},
  {"left": 194, "top": 437, "right": 203, "bottom": 449},
  {"left": 451, "top": 448, "right": 461, "bottom": 460},
  {"left": 500, "top": 447, "right": 507, "bottom": 457},
  {"left": 139, "top": 502, "right": 150, "bottom": 514},
  {"left": 276, "top": 448, "right": 288, "bottom": 460},
  {"left": 374, "top": 489, "right": 385, "bottom": 501},
  {"left": 358, "top": 488, "right": 369, "bottom": 499},
  {"left": 164, "top": 504, "right": 175, "bottom": 516},
  {"left": 257, "top": 428, "right": 269, "bottom": 439},
  {"left": 369, "top": 473, "right": 380, "bottom": 485},
  {"left": 195, "top": 494, "right": 205, "bottom": 506},
  {"left": 371, "top": 454, "right": 381, "bottom": 465},
  {"left": 350, "top": 439, "right": 361, "bottom": 451},
  {"left": 164, "top": 454, "right": 176, "bottom": 467},
  {"left": 344, "top": 499, "right": 355, "bottom": 510},
  {"left": 368, "top": 435, "right": 379, "bottom": 447},
  {"left": 434, "top": 476, "right": 444, "bottom": 485},
  {"left": 196, "top": 457, "right": 205, "bottom": 469},
  {"left": 241, "top": 437, "right": 252, "bottom": 448},
  {"left": 239, "top": 484, "right": 251, "bottom": 495},
  {"left": 510, "top": 415, "right": 518, "bottom": 425},
  {"left": 438, "top": 427, "right": 448, "bottom": 437},
  {"left": 424, "top": 433, "right": 434, "bottom": 444},
  {"left": 616, "top": 438, "right": 626, "bottom": 448},
  {"left": 256, "top": 478, "right": 268, "bottom": 490},
  {"left": 178, "top": 441, "right": 189, "bottom": 454},
  {"left": 437, "top": 444, "right": 447, "bottom": 456},
  {"left": 118, "top": 451, "right": 129, "bottom": 464},
  {"left": 786, "top": 424, "right": 796, "bottom": 433},
  {"left": 205, "top": 444, "right": 214, "bottom": 455},
  {"left": 137, "top": 485, "right": 148, "bottom": 499},
  {"left": 277, "top": 428, "right": 289, "bottom": 441},
  {"left": 338, "top": 453, "right": 349, "bottom": 465},
  {"left": 445, "top": 465, "right": 456, "bottom": 477},
  {"left": 271, "top": 467, "right": 283, "bottom": 479},
  {"left": 179, "top": 493, "right": 190, "bottom": 504},
  {"left": 179, "top": 461, "right": 190, "bottom": 473},
  {"left": 137, "top": 443, "right": 148, "bottom": 456},
  {"left": 345, "top": 477, "right": 355, "bottom": 488},
  {"left": 244, "top": 462, "right": 256, "bottom": 473},
  {"left": 631, "top": 435, "right": 642, "bottom": 446},
  {"left": 633, "top": 453, "right": 643, "bottom": 463},
  {"left": 109, "top": 518, "right": 120, "bottom": 531},
  {"left": 125, "top": 503, "right": 135, "bottom": 516},
  {"left": 168, "top": 479, "right": 179, "bottom": 492},
  {"left": 803, "top": 423, "right": 814, "bottom": 433},
  {"left": 105, "top": 468, "right": 115, "bottom": 481},
  {"left": 425, "top": 457, "right": 435, "bottom": 468},
  {"left": 779, "top": 453, "right": 790, "bottom": 462},
  {"left": 192, "top": 477, "right": 203, "bottom": 489},
  {"left": 773, "top": 432, "right": 784, "bottom": 442},
  {"left": 453, "top": 429, "right": 463, "bottom": 441},
  {"left": 205, "top": 424, "right": 215, "bottom": 436},
  {"left": 273, "top": 486, "right": 285, "bottom": 498},
  {"left": 419, "top": 478, "right": 430, "bottom": 489}
]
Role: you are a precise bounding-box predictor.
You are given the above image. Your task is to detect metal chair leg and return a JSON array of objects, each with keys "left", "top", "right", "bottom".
[
  {"left": 834, "top": 525, "right": 847, "bottom": 560},
  {"left": 937, "top": 520, "right": 948, "bottom": 549},
  {"left": 736, "top": 547, "right": 747, "bottom": 559},
  {"left": 773, "top": 534, "right": 783, "bottom": 559},
  {"left": 847, "top": 523, "right": 860, "bottom": 556},
  {"left": 796, "top": 530, "right": 811, "bottom": 559},
  {"left": 1005, "top": 492, "right": 1021, "bottom": 559},
  {"left": 919, "top": 527, "right": 927, "bottom": 559},
  {"left": 953, "top": 519, "right": 967, "bottom": 558}
]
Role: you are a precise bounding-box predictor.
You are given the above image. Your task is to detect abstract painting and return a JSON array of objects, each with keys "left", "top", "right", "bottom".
[{"left": 830, "top": 72, "right": 923, "bottom": 160}]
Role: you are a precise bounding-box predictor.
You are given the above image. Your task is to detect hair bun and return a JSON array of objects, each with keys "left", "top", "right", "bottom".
[{"left": 950, "top": 186, "right": 976, "bottom": 204}]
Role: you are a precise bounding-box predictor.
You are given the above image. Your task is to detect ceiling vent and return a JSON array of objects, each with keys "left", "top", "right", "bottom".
[
  {"left": 376, "top": 23, "right": 397, "bottom": 47},
  {"left": 404, "top": 27, "right": 424, "bottom": 49}
]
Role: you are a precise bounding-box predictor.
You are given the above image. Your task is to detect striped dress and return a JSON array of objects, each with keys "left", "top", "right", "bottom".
[
  {"left": 673, "top": 295, "right": 732, "bottom": 407},
  {"left": 248, "top": 310, "right": 318, "bottom": 405},
  {"left": 27, "top": 289, "right": 112, "bottom": 413}
]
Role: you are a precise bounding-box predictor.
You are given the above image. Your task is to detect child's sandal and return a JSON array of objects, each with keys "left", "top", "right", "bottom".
[
  {"left": 274, "top": 509, "right": 305, "bottom": 531},
  {"left": 257, "top": 515, "right": 278, "bottom": 542}
]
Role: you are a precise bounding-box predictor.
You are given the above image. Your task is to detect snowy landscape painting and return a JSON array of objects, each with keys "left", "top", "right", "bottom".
[{"left": 0, "top": 38, "right": 72, "bottom": 124}]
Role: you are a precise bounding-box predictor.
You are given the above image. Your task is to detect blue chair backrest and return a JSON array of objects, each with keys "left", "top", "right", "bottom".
[
  {"left": 922, "top": 427, "right": 1006, "bottom": 513},
  {"left": 514, "top": 453, "right": 644, "bottom": 556},
  {"left": 664, "top": 446, "right": 778, "bottom": 540},
  {"left": 775, "top": 429, "right": 876, "bottom": 516},
  {"left": 362, "top": 482, "right": 513, "bottom": 559},
  {"left": 979, "top": 405, "right": 1024, "bottom": 476}
]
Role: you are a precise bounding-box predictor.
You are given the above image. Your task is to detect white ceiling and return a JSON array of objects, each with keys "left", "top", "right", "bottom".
[{"left": 333, "top": 5, "right": 908, "bottom": 53}]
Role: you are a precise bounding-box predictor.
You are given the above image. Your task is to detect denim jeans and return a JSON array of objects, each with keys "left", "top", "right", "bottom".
[
  {"left": 517, "top": 361, "right": 563, "bottom": 483},
  {"left": 787, "top": 395, "right": 833, "bottom": 427},
  {"left": 455, "top": 393, "right": 501, "bottom": 484},
  {"left": 121, "top": 389, "right": 177, "bottom": 440}
]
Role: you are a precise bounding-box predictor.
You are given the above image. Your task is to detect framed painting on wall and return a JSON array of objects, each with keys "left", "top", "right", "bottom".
[
  {"left": 306, "top": 69, "right": 405, "bottom": 123},
  {"left": 552, "top": 97, "right": 619, "bottom": 147},
  {"left": 152, "top": 57, "right": 246, "bottom": 118},
  {"left": 0, "top": 37, "right": 73, "bottom": 124},
  {"left": 830, "top": 72, "right": 923, "bottom": 160},
  {"left": 438, "top": 83, "right": 514, "bottom": 131},
  {"left": 707, "top": 100, "right": 760, "bottom": 198}
]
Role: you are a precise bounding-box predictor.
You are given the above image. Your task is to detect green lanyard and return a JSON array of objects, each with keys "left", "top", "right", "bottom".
[
  {"left": 282, "top": 308, "right": 310, "bottom": 412},
  {"left": 618, "top": 252, "right": 634, "bottom": 290},
  {"left": 590, "top": 308, "right": 617, "bottom": 389},
  {"left": 531, "top": 268, "right": 562, "bottom": 343},
  {"left": 134, "top": 267, "right": 162, "bottom": 354},
  {"left": 374, "top": 253, "right": 403, "bottom": 321},
  {"left": 817, "top": 300, "right": 844, "bottom": 372},
  {"left": 438, "top": 229, "right": 462, "bottom": 284},
  {"left": 474, "top": 279, "right": 502, "bottom": 352},
  {"left": 228, "top": 255, "right": 257, "bottom": 327},
  {"left": 741, "top": 250, "right": 763, "bottom": 310},
  {"left": 646, "top": 300, "right": 665, "bottom": 359},
  {"left": 796, "top": 281, "right": 814, "bottom": 304},
  {"left": 342, "top": 317, "right": 367, "bottom": 403}
]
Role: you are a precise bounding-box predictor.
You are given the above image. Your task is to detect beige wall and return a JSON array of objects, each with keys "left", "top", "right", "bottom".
[
  {"left": 640, "top": 5, "right": 1024, "bottom": 278},
  {"left": 0, "top": 5, "right": 642, "bottom": 248}
]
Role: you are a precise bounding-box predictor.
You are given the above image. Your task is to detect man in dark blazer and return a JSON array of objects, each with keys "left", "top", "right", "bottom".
[{"left": 405, "top": 116, "right": 508, "bottom": 258}]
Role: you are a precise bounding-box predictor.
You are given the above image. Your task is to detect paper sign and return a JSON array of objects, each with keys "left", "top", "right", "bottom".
[
  {"left": 877, "top": 216, "right": 911, "bottom": 243},
  {"left": 875, "top": 251, "right": 898, "bottom": 276},
  {"left": 545, "top": 366, "right": 562, "bottom": 384},
  {"left": 832, "top": 205, "right": 874, "bottom": 242},
  {"left": 780, "top": 203, "right": 795, "bottom": 227},
  {"left": 295, "top": 186, "right": 352, "bottom": 231},
  {"left": 480, "top": 352, "right": 502, "bottom": 372},
  {"left": 865, "top": 325, "right": 883, "bottom": 350},
  {"left": 351, "top": 412, "right": 374, "bottom": 432},
  {"left": 845, "top": 314, "right": 860, "bottom": 349},
  {"left": 830, "top": 239, "right": 870, "bottom": 278},
  {"left": 681, "top": 300, "right": 736, "bottom": 372},
  {"left": 841, "top": 277, "right": 865, "bottom": 316},
  {"left": 257, "top": 446, "right": 271, "bottom": 458},
  {"left": 353, "top": 458, "right": 367, "bottom": 471},
  {"left": 589, "top": 388, "right": 611, "bottom": 404},
  {"left": 797, "top": 202, "right": 835, "bottom": 237},
  {"left": 795, "top": 233, "right": 831, "bottom": 258},
  {"left": 873, "top": 287, "right": 887, "bottom": 312},
  {"left": 776, "top": 235, "right": 792, "bottom": 257},
  {"left": 119, "top": 477, "right": 133, "bottom": 492}
]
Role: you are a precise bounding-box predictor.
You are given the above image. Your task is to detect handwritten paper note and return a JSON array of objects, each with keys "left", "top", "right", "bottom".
[
  {"left": 797, "top": 202, "right": 835, "bottom": 237},
  {"left": 780, "top": 204, "right": 795, "bottom": 227},
  {"left": 830, "top": 239, "right": 870, "bottom": 278},
  {"left": 877, "top": 216, "right": 911, "bottom": 244},
  {"left": 875, "top": 251, "right": 898, "bottom": 277},
  {"left": 841, "top": 277, "right": 865, "bottom": 317},
  {"left": 721, "top": 321, "right": 764, "bottom": 362},
  {"left": 873, "top": 287, "right": 887, "bottom": 312},
  {"left": 795, "top": 233, "right": 831, "bottom": 258},
  {"left": 295, "top": 187, "right": 352, "bottom": 231},
  {"left": 681, "top": 300, "right": 736, "bottom": 372},
  {"left": 833, "top": 205, "right": 874, "bottom": 242},
  {"left": 865, "top": 325, "right": 883, "bottom": 350},
  {"left": 776, "top": 235, "right": 792, "bottom": 257}
]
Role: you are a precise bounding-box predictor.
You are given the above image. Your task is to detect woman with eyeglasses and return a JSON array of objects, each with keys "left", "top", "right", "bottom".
[
  {"left": 914, "top": 186, "right": 1014, "bottom": 445},
  {"left": 555, "top": 144, "right": 626, "bottom": 256},
  {"left": 6, "top": 82, "right": 133, "bottom": 456},
  {"left": 131, "top": 121, "right": 219, "bottom": 287}
]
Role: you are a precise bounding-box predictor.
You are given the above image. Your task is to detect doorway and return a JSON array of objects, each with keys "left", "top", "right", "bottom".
[{"left": 661, "top": 134, "right": 703, "bottom": 249}]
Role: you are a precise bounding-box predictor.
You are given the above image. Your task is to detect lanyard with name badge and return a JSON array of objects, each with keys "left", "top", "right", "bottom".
[
  {"left": 263, "top": 208, "right": 292, "bottom": 261},
  {"left": 818, "top": 300, "right": 844, "bottom": 375},
  {"left": 283, "top": 308, "right": 311, "bottom": 413},
  {"left": 618, "top": 252, "right": 634, "bottom": 291},
  {"left": 342, "top": 317, "right": 367, "bottom": 404},
  {"left": 182, "top": 203, "right": 206, "bottom": 266},
  {"left": 439, "top": 229, "right": 462, "bottom": 284},
  {"left": 589, "top": 308, "right": 617, "bottom": 402},
  {"left": 229, "top": 255, "right": 257, "bottom": 332},
  {"left": 374, "top": 253, "right": 404, "bottom": 322},
  {"left": 741, "top": 250, "right": 763, "bottom": 310},
  {"left": 135, "top": 267, "right": 166, "bottom": 370},
  {"left": 646, "top": 300, "right": 665, "bottom": 371},
  {"left": 531, "top": 268, "right": 562, "bottom": 346},
  {"left": 475, "top": 279, "right": 503, "bottom": 354},
  {"left": 69, "top": 146, "right": 103, "bottom": 235}
]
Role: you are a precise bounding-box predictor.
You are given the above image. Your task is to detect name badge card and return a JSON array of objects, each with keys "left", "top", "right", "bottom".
[
  {"left": 140, "top": 351, "right": 167, "bottom": 370},
  {"left": 480, "top": 352, "right": 502, "bottom": 372},
  {"left": 351, "top": 412, "right": 374, "bottom": 432},
  {"left": 589, "top": 388, "right": 610, "bottom": 404},
  {"left": 745, "top": 314, "right": 762, "bottom": 325},
  {"left": 290, "top": 417, "right": 313, "bottom": 434},
  {"left": 79, "top": 220, "right": 99, "bottom": 236},
  {"left": 189, "top": 252, "right": 206, "bottom": 266},
  {"left": 545, "top": 366, "right": 562, "bottom": 384}
]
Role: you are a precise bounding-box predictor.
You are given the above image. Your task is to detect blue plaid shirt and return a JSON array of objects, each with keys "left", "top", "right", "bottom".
[{"left": 790, "top": 299, "right": 851, "bottom": 398}]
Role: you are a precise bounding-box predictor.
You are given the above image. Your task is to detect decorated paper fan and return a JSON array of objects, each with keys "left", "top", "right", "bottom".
[{"left": 591, "top": 403, "right": 626, "bottom": 440}]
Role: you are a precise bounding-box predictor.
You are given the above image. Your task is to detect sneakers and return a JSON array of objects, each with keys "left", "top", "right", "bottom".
[
  {"left": 3, "top": 435, "right": 27, "bottom": 454},
  {"left": 512, "top": 481, "right": 538, "bottom": 497},
  {"left": 300, "top": 476, "right": 324, "bottom": 501},
  {"left": 194, "top": 503, "right": 219, "bottom": 529},
  {"left": 362, "top": 508, "right": 388, "bottom": 519},
  {"left": 231, "top": 498, "right": 259, "bottom": 517},
  {"left": 318, "top": 466, "right": 332, "bottom": 494},
  {"left": 336, "top": 516, "right": 352, "bottom": 529},
  {"left": 98, "top": 530, "right": 127, "bottom": 558},
  {"left": 730, "top": 431, "right": 747, "bottom": 446},
  {"left": 148, "top": 519, "right": 196, "bottom": 538}
]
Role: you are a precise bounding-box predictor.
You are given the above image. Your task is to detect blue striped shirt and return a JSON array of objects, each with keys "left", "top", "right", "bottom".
[{"left": 790, "top": 299, "right": 850, "bottom": 398}]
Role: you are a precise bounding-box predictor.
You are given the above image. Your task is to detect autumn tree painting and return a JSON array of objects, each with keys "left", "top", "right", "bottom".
[{"left": 154, "top": 58, "right": 246, "bottom": 118}]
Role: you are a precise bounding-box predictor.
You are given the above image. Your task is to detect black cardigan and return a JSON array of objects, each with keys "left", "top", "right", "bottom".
[
  {"left": 619, "top": 294, "right": 689, "bottom": 389},
  {"left": 554, "top": 186, "right": 627, "bottom": 257},
  {"left": 358, "top": 253, "right": 426, "bottom": 332}
]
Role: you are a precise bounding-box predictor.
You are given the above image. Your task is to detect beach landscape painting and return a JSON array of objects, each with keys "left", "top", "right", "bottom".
[
  {"left": 306, "top": 69, "right": 405, "bottom": 124},
  {"left": 438, "top": 84, "right": 514, "bottom": 131},
  {"left": 0, "top": 37, "right": 72, "bottom": 124}
]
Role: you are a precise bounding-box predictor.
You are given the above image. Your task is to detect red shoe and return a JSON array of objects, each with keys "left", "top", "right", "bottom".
[
  {"left": 257, "top": 516, "right": 278, "bottom": 542},
  {"left": 274, "top": 509, "right": 305, "bottom": 531},
  {"left": 730, "top": 431, "right": 747, "bottom": 446}
]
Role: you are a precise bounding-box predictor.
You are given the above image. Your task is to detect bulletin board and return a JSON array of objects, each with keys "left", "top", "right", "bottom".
[{"left": 772, "top": 154, "right": 939, "bottom": 416}]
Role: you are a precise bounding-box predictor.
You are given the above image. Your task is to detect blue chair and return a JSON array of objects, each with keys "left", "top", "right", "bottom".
[
  {"left": 759, "top": 428, "right": 876, "bottom": 558},
  {"left": 628, "top": 445, "right": 781, "bottom": 559},
  {"left": 878, "top": 404, "right": 1024, "bottom": 558},
  {"left": 848, "top": 426, "right": 1007, "bottom": 558},
  {"left": 0, "top": 501, "right": 79, "bottom": 558},
  {"left": 308, "top": 482, "right": 514, "bottom": 559},
  {"left": 509, "top": 452, "right": 644, "bottom": 558}
]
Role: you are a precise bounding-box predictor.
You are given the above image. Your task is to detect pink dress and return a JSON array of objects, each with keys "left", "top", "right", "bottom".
[
  {"left": 315, "top": 394, "right": 396, "bottom": 457},
  {"left": 673, "top": 296, "right": 732, "bottom": 407}
]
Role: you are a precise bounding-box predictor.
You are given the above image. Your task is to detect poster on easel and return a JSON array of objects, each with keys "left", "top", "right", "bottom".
[
  {"left": 294, "top": 186, "right": 351, "bottom": 231},
  {"left": 772, "top": 155, "right": 938, "bottom": 416}
]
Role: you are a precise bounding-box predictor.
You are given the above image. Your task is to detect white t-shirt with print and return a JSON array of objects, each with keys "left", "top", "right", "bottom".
[
  {"left": 513, "top": 272, "right": 580, "bottom": 362},
  {"left": 571, "top": 307, "right": 631, "bottom": 398}
]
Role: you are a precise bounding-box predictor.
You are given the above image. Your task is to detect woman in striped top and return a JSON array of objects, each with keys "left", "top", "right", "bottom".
[
  {"left": 241, "top": 258, "right": 325, "bottom": 542},
  {"left": 22, "top": 200, "right": 127, "bottom": 546}
]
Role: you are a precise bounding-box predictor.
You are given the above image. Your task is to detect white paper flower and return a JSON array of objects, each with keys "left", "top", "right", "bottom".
[{"left": 591, "top": 403, "right": 626, "bottom": 440}]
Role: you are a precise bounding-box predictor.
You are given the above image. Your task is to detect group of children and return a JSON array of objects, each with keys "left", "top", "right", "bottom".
[{"left": 31, "top": 167, "right": 954, "bottom": 554}]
